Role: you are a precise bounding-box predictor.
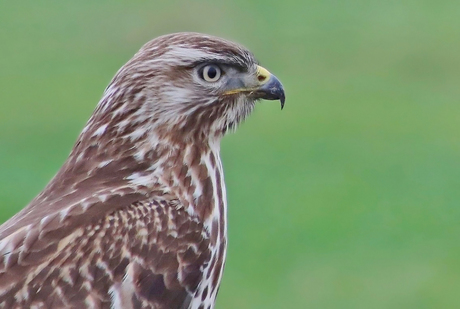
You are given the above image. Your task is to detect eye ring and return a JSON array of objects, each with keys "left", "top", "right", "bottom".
[{"left": 200, "top": 65, "right": 222, "bottom": 82}]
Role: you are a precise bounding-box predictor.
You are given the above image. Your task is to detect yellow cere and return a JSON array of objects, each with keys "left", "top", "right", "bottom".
[{"left": 256, "top": 65, "right": 271, "bottom": 85}]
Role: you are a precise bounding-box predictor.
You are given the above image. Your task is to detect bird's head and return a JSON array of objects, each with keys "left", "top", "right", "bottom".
[{"left": 86, "top": 32, "right": 285, "bottom": 146}]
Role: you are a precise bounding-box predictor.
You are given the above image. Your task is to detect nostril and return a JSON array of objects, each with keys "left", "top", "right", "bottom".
[{"left": 258, "top": 75, "right": 267, "bottom": 82}]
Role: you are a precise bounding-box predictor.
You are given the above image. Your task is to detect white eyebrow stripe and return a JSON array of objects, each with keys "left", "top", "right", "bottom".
[{"left": 163, "top": 47, "right": 228, "bottom": 64}]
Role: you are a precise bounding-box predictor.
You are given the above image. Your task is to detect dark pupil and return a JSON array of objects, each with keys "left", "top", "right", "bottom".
[{"left": 207, "top": 66, "right": 217, "bottom": 79}]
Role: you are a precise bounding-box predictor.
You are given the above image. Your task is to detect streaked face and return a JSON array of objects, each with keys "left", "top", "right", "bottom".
[{"left": 99, "top": 32, "right": 285, "bottom": 139}]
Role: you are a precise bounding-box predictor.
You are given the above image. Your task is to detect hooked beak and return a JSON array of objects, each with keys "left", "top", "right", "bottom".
[
  {"left": 250, "top": 65, "right": 286, "bottom": 109},
  {"left": 223, "top": 65, "right": 286, "bottom": 109}
]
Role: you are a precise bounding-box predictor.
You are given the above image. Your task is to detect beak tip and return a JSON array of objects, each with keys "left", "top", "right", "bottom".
[
  {"left": 257, "top": 74, "right": 285, "bottom": 109},
  {"left": 250, "top": 69, "right": 286, "bottom": 109}
]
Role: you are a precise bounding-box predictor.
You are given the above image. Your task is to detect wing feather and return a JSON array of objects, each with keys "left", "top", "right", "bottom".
[{"left": 0, "top": 199, "right": 211, "bottom": 309}]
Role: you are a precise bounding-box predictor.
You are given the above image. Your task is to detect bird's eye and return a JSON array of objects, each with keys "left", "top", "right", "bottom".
[{"left": 200, "top": 65, "right": 222, "bottom": 82}]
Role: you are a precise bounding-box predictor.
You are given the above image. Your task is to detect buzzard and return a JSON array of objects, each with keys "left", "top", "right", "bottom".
[{"left": 0, "top": 32, "right": 285, "bottom": 308}]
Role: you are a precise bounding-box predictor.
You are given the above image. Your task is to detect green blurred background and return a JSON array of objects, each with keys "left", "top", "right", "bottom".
[{"left": 1, "top": 1, "right": 460, "bottom": 308}]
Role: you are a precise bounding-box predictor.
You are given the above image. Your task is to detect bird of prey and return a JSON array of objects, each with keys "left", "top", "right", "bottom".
[{"left": 0, "top": 32, "right": 285, "bottom": 309}]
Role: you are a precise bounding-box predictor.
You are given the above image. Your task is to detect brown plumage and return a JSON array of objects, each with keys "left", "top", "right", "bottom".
[{"left": 0, "top": 32, "right": 285, "bottom": 309}]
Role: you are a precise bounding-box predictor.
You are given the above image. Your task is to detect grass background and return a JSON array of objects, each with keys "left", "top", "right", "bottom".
[{"left": 1, "top": 1, "right": 460, "bottom": 308}]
